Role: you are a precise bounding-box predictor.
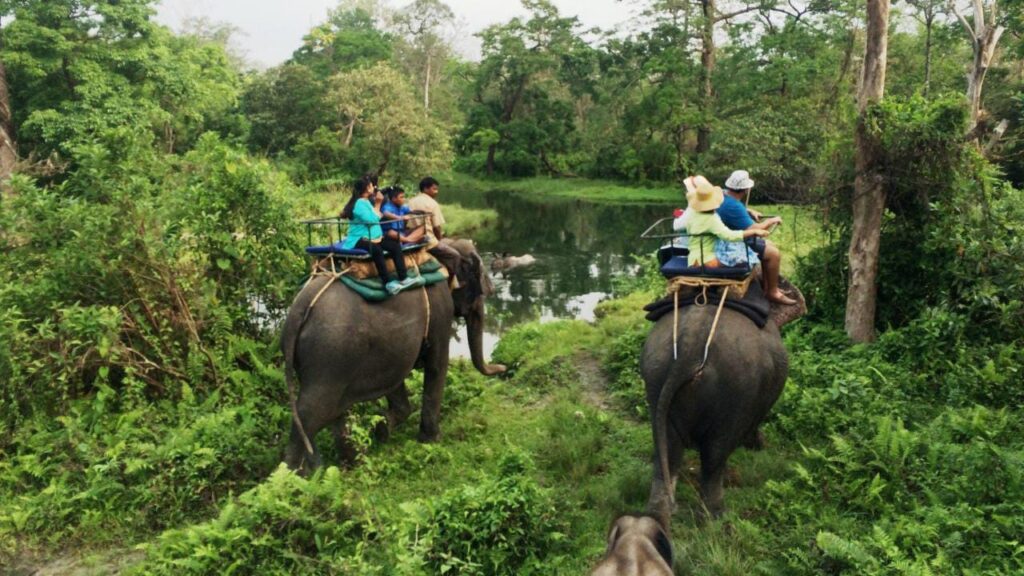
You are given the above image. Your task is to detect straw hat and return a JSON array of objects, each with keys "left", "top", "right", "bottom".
[{"left": 685, "top": 175, "right": 724, "bottom": 212}]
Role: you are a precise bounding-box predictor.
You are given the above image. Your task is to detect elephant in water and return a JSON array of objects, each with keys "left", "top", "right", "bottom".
[
  {"left": 490, "top": 252, "right": 536, "bottom": 275},
  {"left": 642, "top": 279, "right": 806, "bottom": 522},
  {"left": 281, "top": 239, "right": 505, "bottom": 472}
]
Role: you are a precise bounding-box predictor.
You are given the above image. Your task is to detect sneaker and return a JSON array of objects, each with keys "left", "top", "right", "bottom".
[{"left": 385, "top": 280, "right": 402, "bottom": 295}]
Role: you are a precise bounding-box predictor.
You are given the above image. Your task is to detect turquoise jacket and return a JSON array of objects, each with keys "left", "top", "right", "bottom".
[{"left": 342, "top": 198, "right": 383, "bottom": 249}]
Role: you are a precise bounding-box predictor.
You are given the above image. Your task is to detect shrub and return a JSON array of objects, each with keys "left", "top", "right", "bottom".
[
  {"left": 418, "top": 452, "right": 567, "bottom": 575},
  {"left": 133, "top": 466, "right": 370, "bottom": 575}
]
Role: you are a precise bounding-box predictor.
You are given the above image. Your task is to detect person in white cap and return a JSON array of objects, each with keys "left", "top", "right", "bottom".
[
  {"left": 681, "top": 175, "right": 769, "bottom": 268},
  {"left": 718, "top": 170, "right": 796, "bottom": 305}
]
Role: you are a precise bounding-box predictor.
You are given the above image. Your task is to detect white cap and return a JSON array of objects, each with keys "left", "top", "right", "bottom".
[{"left": 725, "top": 170, "right": 754, "bottom": 191}]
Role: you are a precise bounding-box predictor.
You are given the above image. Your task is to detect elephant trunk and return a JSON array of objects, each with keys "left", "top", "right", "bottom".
[{"left": 467, "top": 300, "right": 506, "bottom": 376}]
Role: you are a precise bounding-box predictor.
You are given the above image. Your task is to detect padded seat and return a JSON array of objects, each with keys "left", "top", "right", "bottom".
[{"left": 660, "top": 256, "right": 751, "bottom": 279}]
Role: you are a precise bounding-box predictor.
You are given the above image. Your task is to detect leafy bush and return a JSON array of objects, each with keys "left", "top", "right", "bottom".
[
  {"left": 133, "top": 466, "right": 370, "bottom": 575},
  {"left": 418, "top": 452, "right": 567, "bottom": 575}
]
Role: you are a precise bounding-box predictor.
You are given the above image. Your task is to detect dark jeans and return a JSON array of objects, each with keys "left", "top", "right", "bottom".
[
  {"left": 745, "top": 236, "right": 767, "bottom": 258},
  {"left": 356, "top": 237, "right": 407, "bottom": 284}
]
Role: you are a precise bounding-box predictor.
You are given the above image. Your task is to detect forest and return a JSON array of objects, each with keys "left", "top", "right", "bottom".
[{"left": 0, "top": 0, "right": 1022, "bottom": 574}]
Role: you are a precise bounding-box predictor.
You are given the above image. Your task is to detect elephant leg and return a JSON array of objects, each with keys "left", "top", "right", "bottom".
[
  {"left": 646, "top": 418, "right": 687, "bottom": 528},
  {"left": 418, "top": 345, "right": 449, "bottom": 443},
  {"left": 285, "top": 417, "right": 322, "bottom": 473},
  {"left": 284, "top": 403, "right": 335, "bottom": 474},
  {"left": 330, "top": 414, "right": 362, "bottom": 467},
  {"left": 375, "top": 385, "right": 413, "bottom": 443},
  {"left": 284, "top": 387, "right": 348, "bottom": 474},
  {"left": 741, "top": 426, "right": 766, "bottom": 451},
  {"left": 698, "top": 441, "right": 730, "bottom": 520}
]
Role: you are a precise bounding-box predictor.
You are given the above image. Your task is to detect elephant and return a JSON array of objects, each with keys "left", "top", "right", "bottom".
[
  {"left": 490, "top": 252, "right": 537, "bottom": 276},
  {"left": 281, "top": 239, "right": 506, "bottom": 472},
  {"left": 590, "top": 514, "right": 674, "bottom": 576},
  {"left": 642, "top": 279, "right": 806, "bottom": 523}
]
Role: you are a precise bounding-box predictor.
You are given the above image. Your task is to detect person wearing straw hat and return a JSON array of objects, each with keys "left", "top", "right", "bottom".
[
  {"left": 718, "top": 170, "right": 795, "bottom": 305},
  {"left": 682, "top": 175, "right": 769, "bottom": 269}
]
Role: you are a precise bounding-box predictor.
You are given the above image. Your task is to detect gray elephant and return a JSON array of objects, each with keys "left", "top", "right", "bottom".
[
  {"left": 642, "top": 280, "right": 805, "bottom": 522},
  {"left": 281, "top": 239, "right": 506, "bottom": 471}
]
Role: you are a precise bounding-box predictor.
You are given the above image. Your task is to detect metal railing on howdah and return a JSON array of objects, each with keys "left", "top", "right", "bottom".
[
  {"left": 301, "top": 213, "right": 434, "bottom": 250},
  {"left": 641, "top": 216, "right": 776, "bottom": 276}
]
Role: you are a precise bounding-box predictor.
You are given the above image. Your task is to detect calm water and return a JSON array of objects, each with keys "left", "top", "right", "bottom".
[{"left": 444, "top": 186, "right": 674, "bottom": 359}]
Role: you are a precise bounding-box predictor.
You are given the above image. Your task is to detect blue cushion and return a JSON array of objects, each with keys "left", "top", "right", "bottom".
[
  {"left": 660, "top": 256, "right": 751, "bottom": 279},
  {"left": 305, "top": 241, "right": 369, "bottom": 257}
]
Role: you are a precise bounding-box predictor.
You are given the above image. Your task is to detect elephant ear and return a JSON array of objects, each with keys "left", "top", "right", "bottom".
[
  {"left": 768, "top": 276, "right": 807, "bottom": 328},
  {"left": 472, "top": 250, "right": 494, "bottom": 297}
]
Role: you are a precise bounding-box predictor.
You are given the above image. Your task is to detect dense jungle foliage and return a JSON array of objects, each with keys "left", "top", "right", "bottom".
[{"left": 0, "top": 0, "right": 1022, "bottom": 574}]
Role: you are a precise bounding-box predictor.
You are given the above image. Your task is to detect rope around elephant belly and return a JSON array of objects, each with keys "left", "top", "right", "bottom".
[{"left": 672, "top": 285, "right": 729, "bottom": 362}]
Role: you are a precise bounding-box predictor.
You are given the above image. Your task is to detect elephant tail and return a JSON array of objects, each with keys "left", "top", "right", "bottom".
[
  {"left": 284, "top": 283, "right": 320, "bottom": 459},
  {"left": 654, "top": 363, "right": 705, "bottom": 506}
]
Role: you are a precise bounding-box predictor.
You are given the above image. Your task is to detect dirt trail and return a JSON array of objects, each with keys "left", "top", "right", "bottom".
[
  {"left": 6, "top": 550, "right": 143, "bottom": 576},
  {"left": 575, "top": 351, "right": 612, "bottom": 411}
]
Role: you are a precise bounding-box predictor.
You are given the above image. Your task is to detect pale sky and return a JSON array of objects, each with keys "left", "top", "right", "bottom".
[{"left": 155, "top": 0, "right": 639, "bottom": 68}]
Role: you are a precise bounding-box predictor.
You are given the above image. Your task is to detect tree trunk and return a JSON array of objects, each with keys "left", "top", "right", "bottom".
[
  {"left": 343, "top": 120, "right": 355, "bottom": 147},
  {"left": 697, "top": 0, "right": 716, "bottom": 155},
  {"left": 486, "top": 143, "right": 496, "bottom": 176},
  {"left": 423, "top": 52, "right": 432, "bottom": 112},
  {"left": 924, "top": 15, "right": 933, "bottom": 96},
  {"left": 0, "top": 32, "right": 17, "bottom": 183},
  {"left": 953, "top": 0, "right": 1006, "bottom": 135},
  {"left": 845, "top": 0, "right": 890, "bottom": 343}
]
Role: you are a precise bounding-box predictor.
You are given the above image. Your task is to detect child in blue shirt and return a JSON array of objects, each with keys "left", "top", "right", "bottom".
[{"left": 381, "top": 186, "right": 425, "bottom": 245}]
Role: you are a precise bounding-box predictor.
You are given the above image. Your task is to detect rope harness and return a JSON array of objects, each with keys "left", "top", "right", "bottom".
[{"left": 666, "top": 272, "right": 755, "bottom": 360}]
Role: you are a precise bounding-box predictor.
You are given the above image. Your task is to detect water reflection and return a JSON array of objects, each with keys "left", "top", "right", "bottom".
[{"left": 447, "top": 187, "right": 672, "bottom": 359}]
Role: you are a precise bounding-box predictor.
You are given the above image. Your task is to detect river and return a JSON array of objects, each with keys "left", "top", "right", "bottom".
[{"left": 443, "top": 185, "right": 675, "bottom": 359}]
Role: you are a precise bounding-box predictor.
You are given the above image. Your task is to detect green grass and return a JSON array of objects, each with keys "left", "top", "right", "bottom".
[{"left": 449, "top": 172, "right": 684, "bottom": 204}]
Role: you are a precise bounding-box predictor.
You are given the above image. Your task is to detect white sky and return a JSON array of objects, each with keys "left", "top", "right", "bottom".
[{"left": 155, "top": 0, "right": 639, "bottom": 68}]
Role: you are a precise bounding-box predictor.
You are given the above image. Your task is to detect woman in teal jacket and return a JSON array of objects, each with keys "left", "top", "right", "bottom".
[{"left": 340, "top": 177, "right": 415, "bottom": 295}]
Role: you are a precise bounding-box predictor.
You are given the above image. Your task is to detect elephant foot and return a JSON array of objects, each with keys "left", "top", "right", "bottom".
[
  {"left": 373, "top": 419, "right": 392, "bottom": 443},
  {"left": 695, "top": 500, "right": 726, "bottom": 523},
  {"left": 417, "top": 429, "right": 441, "bottom": 443}
]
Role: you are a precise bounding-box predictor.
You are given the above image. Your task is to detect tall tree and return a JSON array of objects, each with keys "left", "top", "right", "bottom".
[
  {"left": 0, "top": 13, "right": 17, "bottom": 182},
  {"left": 949, "top": 0, "right": 1005, "bottom": 135},
  {"left": 328, "top": 62, "right": 452, "bottom": 178},
  {"left": 692, "top": 0, "right": 767, "bottom": 154},
  {"left": 2, "top": 0, "right": 241, "bottom": 158},
  {"left": 845, "top": 0, "right": 891, "bottom": 342},
  {"left": 464, "top": 0, "right": 589, "bottom": 176},
  {"left": 395, "top": 0, "right": 455, "bottom": 112},
  {"left": 907, "top": 0, "right": 946, "bottom": 95}
]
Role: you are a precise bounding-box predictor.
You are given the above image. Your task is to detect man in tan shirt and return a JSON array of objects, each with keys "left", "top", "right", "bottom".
[{"left": 408, "top": 176, "right": 461, "bottom": 280}]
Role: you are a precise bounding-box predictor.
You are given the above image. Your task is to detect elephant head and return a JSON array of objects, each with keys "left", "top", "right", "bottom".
[
  {"left": 590, "top": 514, "right": 674, "bottom": 576},
  {"left": 444, "top": 239, "right": 506, "bottom": 376}
]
